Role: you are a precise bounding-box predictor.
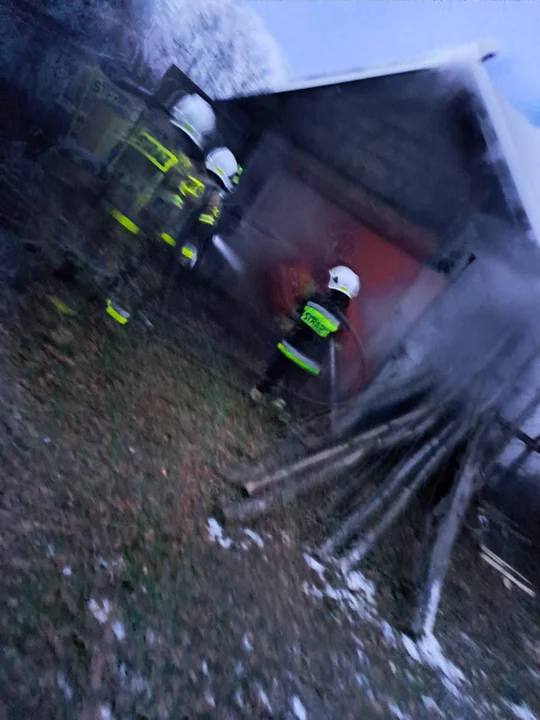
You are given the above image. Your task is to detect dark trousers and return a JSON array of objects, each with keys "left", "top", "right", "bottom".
[{"left": 256, "top": 348, "right": 311, "bottom": 395}]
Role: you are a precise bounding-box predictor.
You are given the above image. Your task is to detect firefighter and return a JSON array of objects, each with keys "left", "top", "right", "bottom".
[
  {"left": 177, "top": 146, "right": 242, "bottom": 269},
  {"left": 102, "top": 94, "right": 216, "bottom": 324},
  {"left": 249, "top": 266, "right": 361, "bottom": 407},
  {"left": 106, "top": 145, "right": 240, "bottom": 325}
]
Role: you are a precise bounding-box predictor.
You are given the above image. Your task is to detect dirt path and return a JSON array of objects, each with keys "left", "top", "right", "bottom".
[{"left": 0, "top": 271, "right": 538, "bottom": 719}]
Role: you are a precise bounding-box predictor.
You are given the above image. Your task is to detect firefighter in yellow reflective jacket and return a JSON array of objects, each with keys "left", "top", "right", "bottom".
[
  {"left": 177, "top": 146, "right": 241, "bottom": 269},
  {"left": 102, "top": 94, "right": 216, "bottom": 325},
  {"left": 103, "top": 94, "right": 216, "bottom": 240},
  {"left": 250, "top": 266, "right": 361, "bottom": 408},
  {"left": 106, "top": 145, "right": 240, "bottom": 325}
]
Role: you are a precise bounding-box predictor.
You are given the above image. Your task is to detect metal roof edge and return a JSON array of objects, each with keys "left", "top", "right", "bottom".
[
  {"left": 470, "top": 62, "right": 540, "bottom": 245},
  {"left": 220, "top": 39, "right": 500, "bottom": 101}
]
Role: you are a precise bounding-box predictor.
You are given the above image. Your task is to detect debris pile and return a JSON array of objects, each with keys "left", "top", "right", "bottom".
[{"left": 221, "top": 297, "right": 540, "bottom": 637}]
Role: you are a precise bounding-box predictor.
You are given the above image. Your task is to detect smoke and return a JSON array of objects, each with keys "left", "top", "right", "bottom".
[{"left": 403, "top": 236, "right": 540, "bottom": 416}]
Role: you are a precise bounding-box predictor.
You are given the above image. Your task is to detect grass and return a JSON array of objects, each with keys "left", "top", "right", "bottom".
[{"left": 0, "top": 274, "right": 280, "bottom": 717}]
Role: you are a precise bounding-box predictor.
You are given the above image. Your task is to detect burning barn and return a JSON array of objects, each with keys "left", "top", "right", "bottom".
[
  {"left": 212, "top": 40, "right": 529, "bottom": 397},
  {"left": 215, "top": 41, "right": 540, "bottom": 620}
]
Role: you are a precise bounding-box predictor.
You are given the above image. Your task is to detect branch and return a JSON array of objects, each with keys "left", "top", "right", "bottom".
[
  {"left": 243, "top": 403, "right": 436, "bottom": 497},
  {"left": 319, "top": 414, "right": 447, "bottom": 558},
  {"left": 411, "top": 425, "right": 486, "bottom": 638},
  {"left": 340, "top": 422, "right": 463, "bottom": 573}
]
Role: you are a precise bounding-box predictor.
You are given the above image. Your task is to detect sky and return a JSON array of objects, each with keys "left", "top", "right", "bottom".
[{"left": 254, "top": 1, "right": 540, "bottom": 125}]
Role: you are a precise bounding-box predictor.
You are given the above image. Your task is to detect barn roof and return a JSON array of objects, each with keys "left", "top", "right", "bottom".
[{"left": 216, "top": 40, "right": 540, "bottom": 261}]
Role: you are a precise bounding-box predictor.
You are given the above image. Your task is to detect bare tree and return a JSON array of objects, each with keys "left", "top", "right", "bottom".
[
  {"left": 4, "top": 0, "right": 286, "bottom": 98},
  {"left": 136, "top": 0, "right": 287, "bottom": 97}
]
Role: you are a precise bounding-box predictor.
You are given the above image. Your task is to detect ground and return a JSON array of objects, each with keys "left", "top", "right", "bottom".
[{"left": 0, "top": 237, "right": 539, "bottom": 720}]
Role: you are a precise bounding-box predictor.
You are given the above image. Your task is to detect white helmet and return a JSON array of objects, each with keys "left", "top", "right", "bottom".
[
  {"left": 170, "top": 94, "right": 216, "bottom": 149},
  {"left": 205, "top": 147, "right": 239, "bottom": 192},
  {"left": 328, "top": 266, "right": 361, "bottom": 299}
]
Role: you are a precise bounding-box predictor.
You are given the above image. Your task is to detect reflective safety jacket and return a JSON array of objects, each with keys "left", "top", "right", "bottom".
[
  {"left": 197, "top": 184, "right": 225, "bottom": 230},
  {"left": 58, "top": 65, "right": 144, "bottom": 164},
  {"left": 104, "top": 107, "right": 202, "bottom": 236},
  {"left": 276, "top": 291, "right": 350, "bottom": 376},
  {"left": 145, "top": 153, "right": 214, "bottom": 248}
]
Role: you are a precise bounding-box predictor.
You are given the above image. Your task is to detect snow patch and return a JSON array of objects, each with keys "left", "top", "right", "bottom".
[
  {"left": 303, "top": 554, "right": 326, "bottom": 577},
  {"left": 88, "top": 598, "right": 111, "bottom": 624},
  {"left": 202, "top": 660, "right": 209, "bottom": 676},
  {"left": 401, "top": 631, "right": 465, "bottom": 695},
  {"left": 62, "top": 566, "right": 72, "bottom": 576},
  {"left": 503, "top": 701, "right": 538, "bottom": 720},
  {"left": 356, "top": 648, "right": 368, "bottom": 665},
  {"left": 441, "top": 674, "right": 465, "bottom": 699},
  {"left": 355, "top": 672, "right": 369, "bottom": 688},
  {"left": 112, "top": 621, "right": 125, "bottom": 641},
  {"left": 291, "top": 695, "right": 307, "bottom": 720},
  {"left": 305, "top": 569, "right": 377, "bottom": 621},
  {"left": 345, "top": 571, "right": 375, "bottom": 600},
  {"left": 57, "top": 673, "right": 73, "bottom": 701},
  {"left": 380, "top": 620, "right": 397, "bottom": 647},
  {"left": 302, "top": 582, "right": 323, "bottom": 599},
  {"left": 97, "top": 555, "right": 124, "bottom": 571},
  {"left": 99, "top": 706, "right": 112, "bottom": 720},
  {"left": 242, "top": 528, "right": 264, "bottom": 548},
  {"left": 256, "top": 684, "right": 273, "bottom": 712},
  {"left": 418, "top": 633, "right": 466, "bottom": 683},
  {"left": 388, "top": 702, "right": 410, "bottom": 720},
  {"left": 401, "top": 634, "right": 421, "bottom": 662},
  {"left": 459, "top": 631, "right": 479, "bottom": 651},
  {"left": 207, "top": 518, "right": 232, "bottom": 549},
  {"left": 242, "top": 633, "right": 253, "bottom": 652},
  {"left": 422, "top": 696, "right": 443, "bottom": 715},
  {"left": 130, "top": 673, "right": 151, "bottom": 698}
]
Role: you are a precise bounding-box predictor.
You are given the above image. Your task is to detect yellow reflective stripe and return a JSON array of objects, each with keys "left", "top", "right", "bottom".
[
  {"left": 181, "top": 245, "right": 195, "bottom": 259},
  {"left": 277, "top": 341, "right": 321, "bottom": 376},
  {"left": 47, "top": 295, "right": 76, "bottom": 316},
  {"left": 128, "top": 131, "right": 178, "bottom": 173},
  {"left": 232, "top": 166, "right": 243, "bottom": 185},
  {"left": 179, "top": 175, "right": 205, "bottom": 199},
  {"left": 200, "top": 204, "right": 220, "bottom": 224},
  {"left": 301, "top": 303, "right": 339, "bottom": 338},
  {"left": 160, "top": 232, "right": 176, "bottom": 247},
  {"left": 105, "top": 300, "right": 130, "bottom": 325},
  {"left": 110, "top": 208, "right": 139, "bottom": 235},
  {"left": 166, "top": 193, "right": 184, "bottom": 209},
  {"left": 306, "top": 302, "right": 340, "bottom": 328}
]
